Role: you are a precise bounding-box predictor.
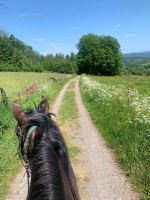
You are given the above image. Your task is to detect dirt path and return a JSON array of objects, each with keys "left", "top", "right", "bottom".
[
  {"left": 5, "top": 79, "right": 72, "bottom": 200},
  {"left": 74, "top": 77, "right": 139, "bottom": 200},
  {"left": 6, "top": 77, "right": 139, "bottom": 200}
]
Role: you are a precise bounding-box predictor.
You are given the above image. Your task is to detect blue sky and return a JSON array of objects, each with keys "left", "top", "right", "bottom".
[{"left": 0, "top": 0, "right": 150, "bottom": 55}]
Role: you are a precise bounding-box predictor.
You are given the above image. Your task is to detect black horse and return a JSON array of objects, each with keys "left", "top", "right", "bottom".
[{"left": 12, "top": 98, "right": 80, "bottom": 200}]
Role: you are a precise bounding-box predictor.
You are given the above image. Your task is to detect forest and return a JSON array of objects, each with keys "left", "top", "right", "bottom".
[
  {"left": 0, "top": 30, "right": 123, "bottom": 75},
  {"left": 0, "top": 30, "right": 77, "bottom": 73}
]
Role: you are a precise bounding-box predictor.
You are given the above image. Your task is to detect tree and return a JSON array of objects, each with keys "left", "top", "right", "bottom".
[
  {"left": 77, "top": 34, "right": 123, "bottom": 75},
  {"left": 70, "top": 52, "right": 76, "bottom": 61},
  {"left": 0, "top": 29, "right": 77, "bottom": 73},
  {"left": 0, "top": 30, "right": 44, "bottom": 72}
]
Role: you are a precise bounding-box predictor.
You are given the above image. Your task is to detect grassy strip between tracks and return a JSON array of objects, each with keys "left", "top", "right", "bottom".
[{"left": 58, "top": 80, "right": 81, "bottom": 166}]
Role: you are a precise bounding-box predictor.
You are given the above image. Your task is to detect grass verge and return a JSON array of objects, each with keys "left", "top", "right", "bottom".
[{"left": 80, "top": 77, "right": 150, "bottom": 200}]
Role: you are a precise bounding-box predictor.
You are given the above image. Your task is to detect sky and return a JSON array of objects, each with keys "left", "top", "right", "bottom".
[{"left": 0, "top": 0, "right": 150, "bottom": 55}]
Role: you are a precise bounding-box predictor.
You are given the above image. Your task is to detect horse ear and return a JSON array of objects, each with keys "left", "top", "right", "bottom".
[
  {"left": 38, "top": 96, "right": 49, "bottom": 114},
  {"left": 12, "top": 100, "right": 27, "bottom": 125}
]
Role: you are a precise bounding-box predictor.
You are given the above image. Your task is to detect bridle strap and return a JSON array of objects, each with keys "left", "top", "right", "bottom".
[
  {"left": 23, "top": 126, "right": 37, "bottom": 162},
  {"left": 21, "top": 125, "right": 37, "bottom": 196}
]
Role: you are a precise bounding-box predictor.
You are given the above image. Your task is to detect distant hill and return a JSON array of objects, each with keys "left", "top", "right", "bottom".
[
  {"left": 123, "top": 51, "right": 150, "bottom": 59},
  {"left": 123, "top": 51, "right": 150, "bottom": 68},
  {"left": 123, "top": 51, "right": 150, "bottom": 75}
]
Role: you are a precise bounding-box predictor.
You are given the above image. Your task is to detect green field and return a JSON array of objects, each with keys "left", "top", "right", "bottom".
[
  {"left": 80, "top": 75, "right": 150, "bottom": 200},
  {"left": 91, "top": 75, "right": 150, "bottom": 95},
  {"left": 0, "top": 72, "right": 72, "bottom": 199}
]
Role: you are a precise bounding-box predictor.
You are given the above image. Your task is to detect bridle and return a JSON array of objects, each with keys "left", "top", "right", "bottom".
[
  {"left": 17, "top": 111, "right": 56, "bottom": 161},
  {"left": 23, "top": 125, "right": 37, "bottom": 163},
  {"left": 17, "top": 125, "right": 38, "bottom": 195},
  {"left": 16, "top": 112, "right": 56, "bottom": 195}
]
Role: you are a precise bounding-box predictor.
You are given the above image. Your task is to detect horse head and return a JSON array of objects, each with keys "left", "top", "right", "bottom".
[{"left": 12, "top": 97, "right": 80, "bottom": 200}]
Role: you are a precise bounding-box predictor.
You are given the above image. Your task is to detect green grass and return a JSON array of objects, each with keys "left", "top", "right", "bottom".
[
  {"left": 80, "top": 75, "right": 150, "bottom": 200},
  {"left": 59, "top": 81, "right": 78, "bottom": 123},
  {"left": 69, "top": 146, "right": 81, "bottom": 156},
  {"left": 91, "top": 75, "right": 150, "bottom": 95},
  {"left": 0, "top": 72, "right": 72, "bottom": 199},
  {"left": 0, "top": 72, "right": 72, "bottom": 100},
  {"left": 69, "top": 146, "right": 81, "bottom": 163},
  {"left": 59, "top": 80, "right": 81, "bottom": 162}
]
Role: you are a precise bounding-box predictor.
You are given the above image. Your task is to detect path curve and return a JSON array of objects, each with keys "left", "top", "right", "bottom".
[
  {"left": 5, "top": 79, "right": 72, "bottom": 200},
  {"left": 74, "top": 77, "right": 139, "bottom": 200}
]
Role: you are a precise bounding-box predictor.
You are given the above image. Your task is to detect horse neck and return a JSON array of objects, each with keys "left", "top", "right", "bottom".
[
  {"left": 26, "top": 116, "right": 80, "bottom": 200},
  {"left": 28, "top": 133, "right": 65, "bottom": 200}
]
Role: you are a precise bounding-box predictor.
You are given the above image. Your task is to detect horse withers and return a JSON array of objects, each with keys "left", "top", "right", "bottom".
[{"left": 12, "top": 97, "right": 80, "bottom": 200}]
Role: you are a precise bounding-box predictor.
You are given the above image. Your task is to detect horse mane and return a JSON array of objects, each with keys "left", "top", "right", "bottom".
[{"left": 24, "top": 112, "right": 80, "bottom": 200}]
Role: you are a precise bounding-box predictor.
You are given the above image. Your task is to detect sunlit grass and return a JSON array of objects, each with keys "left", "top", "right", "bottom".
[
  {"left": 59, "top": 81, "right": 78, "bottom": 123},
  {"left": 80, "top": 75, "right": 150, "bottom": 200},
  {"left": 0, "top": 72, "right": 72, "bottom": 199},
  {"left": 91, "top": 75, "right": 150, "bottom": 95},
  {"left": 58, "top": 80, "right": 81, "bottom": 163},
  {"left": 0, "top": 72, "right": 72, "bottom": 100}
]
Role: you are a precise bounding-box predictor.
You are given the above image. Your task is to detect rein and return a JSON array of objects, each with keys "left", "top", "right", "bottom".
[{"left": 19, "top": 126, "right": 37, "bottom": 196}]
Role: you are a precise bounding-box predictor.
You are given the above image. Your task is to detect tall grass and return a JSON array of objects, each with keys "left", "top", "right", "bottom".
[
  {"left": 80, "top": 75, "right": 150, "bottom": 200},
  {"left": 92, "top": 75, "right": 150, "bottom": 95},
  {"left": 0, "top": 72, "right": 72, "bottom": 199}
]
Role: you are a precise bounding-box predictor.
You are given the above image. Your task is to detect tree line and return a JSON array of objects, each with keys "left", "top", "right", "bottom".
[
  {"left": 0, "top": 30, "right": 123, "bottom": 75},
  {"left": 124, "top": 63, "right": 150, "bottom": 76},
  {"left": 0, "top": 30, "right": 77, "bottom": 73}
]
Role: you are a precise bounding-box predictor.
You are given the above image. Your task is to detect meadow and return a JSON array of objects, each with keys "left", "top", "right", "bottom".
[
  {"left": 92, "top": 75, "right": 150, "bottom": 95},
  {"left": 0, "top": 72, "right": 72, "bottom": 199},
  {"left": 80, "top": 75, "right": 150, "bottom": 200},
  {"left": 1, "top": 72, "right": 150, "bottom": 199}
]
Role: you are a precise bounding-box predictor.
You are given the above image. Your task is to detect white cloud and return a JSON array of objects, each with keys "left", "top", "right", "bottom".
[
  {"left": 12, "top": 14, "right": 28, "bottom": 21},
  {"left": 18, "top": 14, "right": 26, "bottom": 18},
  {"left": 41, "top": 45, "right": 65, "bottom": 55},
  {"left": 72, "top": 26, "right": 81, "bottom": 31},
  {"left": 123, "top": 32, "right": 137, "bottom": 37},
  {"left": 41, "top": 42, "right": 77, "bottom": 55},
  {"left": 114, "top": 24, "right": 122, "bottom": 28},
  {"left": 12, "top": 13, "right": 42, "bottom": 22},
  {"left": 32, "top": 38, "right": 46, "bottom": 42}
]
